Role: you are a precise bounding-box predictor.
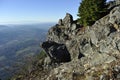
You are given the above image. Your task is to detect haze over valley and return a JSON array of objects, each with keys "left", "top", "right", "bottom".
[{"left": 0, "top": 23, "right": 54, "bottom": 79}]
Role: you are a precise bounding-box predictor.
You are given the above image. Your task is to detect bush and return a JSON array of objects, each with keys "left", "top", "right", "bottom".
[
  {"left": 10, "top": 50, "right": 47, "bottom": 79},
  {"left": 77, "top": 0, "right": 107, "bottom": 26},
  {"left": 36, "top": 50, "right": 47, "bottom": 59}
]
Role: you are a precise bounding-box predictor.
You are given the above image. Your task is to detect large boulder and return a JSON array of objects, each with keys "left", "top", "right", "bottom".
[
  {"left": 58, "top": 19, "right": 62, "bottom": 25},
  {"left": 107, "top": 0, "right": 116, "bottom": 10},
  {"left": 107, "top": 4, "right": 120, "bottom": 32},
  {"left": 116, "top": 0, "right": 120, "bottom": 5},
  {"left": 41, "top": 41, "right": 71, "bottom": 63},
  {"left": 117, "top": 40, "right": 120, "bottom": 51},
  {"left": 62, "top": 13, "right": 73, "bottom": 27}
]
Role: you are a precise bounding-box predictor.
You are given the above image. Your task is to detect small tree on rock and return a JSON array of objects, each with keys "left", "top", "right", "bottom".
[{"left": 77, "top": 0, "right": 107, "bottom": 26}]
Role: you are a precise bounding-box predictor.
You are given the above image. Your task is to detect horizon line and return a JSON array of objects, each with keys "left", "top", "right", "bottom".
[{"left": 0, "top": 22, "right": 57, "bottom": 25}]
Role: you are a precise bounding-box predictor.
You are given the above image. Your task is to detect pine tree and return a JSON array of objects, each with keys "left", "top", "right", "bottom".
[{"left": 77, "top": 0, "right": 107, "bottom": 26}]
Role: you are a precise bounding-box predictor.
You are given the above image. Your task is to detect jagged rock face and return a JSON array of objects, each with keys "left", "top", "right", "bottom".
[
  {"left": 109, "top": 7, "right": 120, "bottom": 31},
  {"left": 107, "top": 0, "right": 120, "bottom": 10},
  {"left": 107, "top": 0, "right": 116, "bottom": 10},
  {"left": 46, "top": 8, "right": 120, "bottom": 63},
  {"left": 42, "top": 41, "right": 71, "bottom": 63},
  {"left": 40, "top": 5, "right": 120, "bottom": 80},
  {"left": 58, "top": 19, "right": 62, "bottom": 25},
  {"left": 116, "top": 0, "right": 120, "bottom": 5},
  {"left": 47, "top": 13, "right": 81, "bottom": 44},
  {"left": 62, "top": 13, "right": 73, "bottom": 27}
]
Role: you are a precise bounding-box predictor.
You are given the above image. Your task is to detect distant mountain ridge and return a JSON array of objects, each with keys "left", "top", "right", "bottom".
[{"left": 0, "top": 25, "right": 9, "bottom": 30}]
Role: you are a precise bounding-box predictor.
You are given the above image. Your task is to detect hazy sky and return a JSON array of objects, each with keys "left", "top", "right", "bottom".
[
  {"left": 0, "top": 0, "right": 111, "bottom": 24},
  {"left": 0, "top": 0, "right": 80, "bottom": 24}
]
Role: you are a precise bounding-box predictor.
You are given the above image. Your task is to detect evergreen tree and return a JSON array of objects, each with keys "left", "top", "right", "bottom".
[{"left": 77, "top": 0, "right": 107, "bottom": 26}]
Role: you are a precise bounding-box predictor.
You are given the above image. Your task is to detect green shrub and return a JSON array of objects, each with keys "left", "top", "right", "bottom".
[
  {"left": 77, "top": 0, "right": 107, "bottom": 26},
  {"left": 36, "top": 50, "right": 47, "bottom": 59}
]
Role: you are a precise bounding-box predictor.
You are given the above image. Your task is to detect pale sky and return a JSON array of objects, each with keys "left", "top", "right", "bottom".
[{"left": 0, "top": 0, "right": 111, "bottom": 24}]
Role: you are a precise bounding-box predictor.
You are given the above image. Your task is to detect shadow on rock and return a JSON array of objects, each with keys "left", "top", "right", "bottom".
[{"left": 41, "top": 41, "right": 71, "bottom": 63}]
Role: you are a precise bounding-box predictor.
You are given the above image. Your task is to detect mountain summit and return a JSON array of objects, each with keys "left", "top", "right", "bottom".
[{"left": 41, "top": 0, "right": 120, "bottom": 79}]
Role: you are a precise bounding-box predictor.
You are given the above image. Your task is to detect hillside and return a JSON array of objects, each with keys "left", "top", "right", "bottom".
[
  {"left": 12, "top": 0, "right": 120, "bottom": 80},
  {"left": 0, "top": 23, "right": 54, "bottom": 80}
]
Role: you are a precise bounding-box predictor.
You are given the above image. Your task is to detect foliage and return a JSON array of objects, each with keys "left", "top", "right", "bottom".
[
  {"left": 36, "top": 50, "right": 47, "bottom": 59},
  {"left": 77, "top": 0, "right": 107, "bottom": 26},
  {"left": 10, "top": 50, "right": 47, "bottom": 80}
]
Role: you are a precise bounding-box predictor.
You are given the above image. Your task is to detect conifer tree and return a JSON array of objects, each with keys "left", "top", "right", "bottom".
[{"left": 77, "top": 0, "right": 107, "bottom": 26}]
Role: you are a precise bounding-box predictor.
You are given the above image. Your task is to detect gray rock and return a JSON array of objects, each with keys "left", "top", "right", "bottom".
[
  {"left": 62, "top": 13, "right": 73, "bottom": 27},
  {"left": 109, "top": 6, "right": 120, "bottom": 25},
  {"left": 90, "top": 53, "right": 116, "bottom": 66},
  {"left": 42, "top": 41, "right": 71, "bottom": 63},
  {"left": 72, "top": 31, "right": 76, "bottom": 35},
  {"left": 65, "top": 39, "right": 80, "bottom": 59},
  {"left": 99, "top": 41, "right": 110, "bottom": 53},
  {"left": 44, "top": 57, "right": 51, "bottom": 66},
  {"left": 114, "top": 65, "right": 120, "bottom": 72},
  {"left": 58, "top": 19, "right": 62, "bottom": 25},
  {"left": 107, "top": 1, "right": 116, "bottom": 10},
  {"left": 117, "top": 73, "right": 120, "bottom": 79},
  {"left": 115, "top": 0, "right": 120, "bottom": 5},
  {"left": 106, "top": 37, "right": 113, "bottom": 45},
  {"left": 71, "top": 23, "right": 77, "bottom": 30},
  {"left": 100, "top": 74, "right": 108, "bottom": 80},
  {"left": 81, "top": 44, "right": 93, "bottom": 57},
  {"left": 117, "top": 40, "right": 120, "bottom": 51},
  {"left": 46, "top": 6, "right": 120, "bottom": 63},
  {"left": 89, "top": 30, "right": 98, "bottom": 46}
]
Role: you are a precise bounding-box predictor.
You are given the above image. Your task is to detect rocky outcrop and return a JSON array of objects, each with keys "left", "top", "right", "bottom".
[
  {"left": 40, "top": 2, "right": 120, "bottom": 80},
  {"left": 116, "top": 0, "right": 120, "bottom": 5},
  {"left": 107, "top": 0, "right": 120, "bottom": 10},
  {"left": 47, "top": 13, "right": 81, "bottom": 44},
  {"left": 62, "top": 13, "right": 73, "bottom": 27},
  {"left": 45, "top": 8, "right": 120, "bottom": 63}
]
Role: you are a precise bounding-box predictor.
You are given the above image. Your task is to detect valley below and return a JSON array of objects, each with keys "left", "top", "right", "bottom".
[{"left": 0, "top": 23, "right": 54, "bottom": 80}]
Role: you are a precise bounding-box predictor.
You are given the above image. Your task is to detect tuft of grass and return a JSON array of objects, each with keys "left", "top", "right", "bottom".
[{"left": 36, "top": 50, "right": 47, "bottom": 60}]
